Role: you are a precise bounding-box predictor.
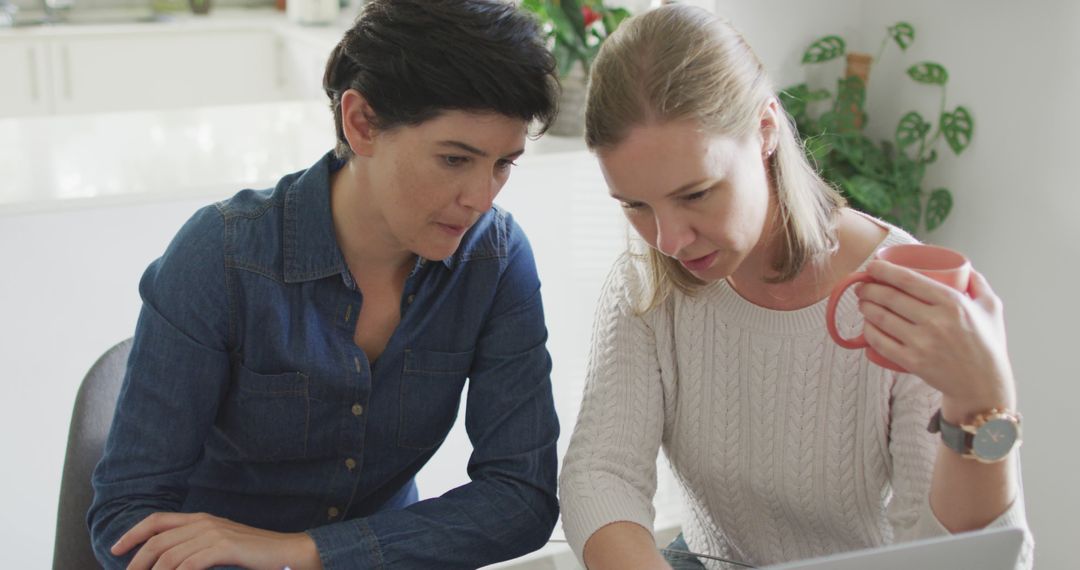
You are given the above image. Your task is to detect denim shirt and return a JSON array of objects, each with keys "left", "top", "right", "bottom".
[{"left": 88, "top": 152, "right": 560, "bottom": 569}]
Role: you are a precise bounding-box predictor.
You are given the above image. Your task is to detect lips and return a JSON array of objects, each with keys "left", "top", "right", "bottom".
[
  {"left": 436, "top": 221, "right": 469, "bottom": 237},
  {"left": 679, "top": 251, "right": 718, "bottom": 272}
]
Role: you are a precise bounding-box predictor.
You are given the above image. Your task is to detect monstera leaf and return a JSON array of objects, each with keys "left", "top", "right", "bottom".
[
  {"left": 896, "top": 111, "right": 931, "bottom": 150},
  {"left": 941, "top": 106, "right": 974, "bottom": 155},
  {"left": 802, "top": 36, "right": 846, "bottom": 63},
  {"left": 889, "top": 22, "right": 915, "bottom": 50},
  {"left": 907, "top": 62, "right": 949, "bottom": 85},
  {"left": 841, "top": 175, "right": 893, "bottom": 215},
  {"left": 925, "top": 189, "right": 953, "bottom": 231}
]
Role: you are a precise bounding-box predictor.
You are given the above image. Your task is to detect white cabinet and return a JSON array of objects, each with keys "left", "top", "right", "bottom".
[
  {"left": 0, "top": 38, "right": 52, "bottom": 118},
  {"left": 50, "top": 30, "right": 286, "bottom": 115},
  {"left": 281, "top": 34, "right": 332, "bottom": 101}
]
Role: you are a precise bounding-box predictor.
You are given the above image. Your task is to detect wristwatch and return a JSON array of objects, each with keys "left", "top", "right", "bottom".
[{"left": 927, "top": 408, "right": 1022, "bottom": 464}]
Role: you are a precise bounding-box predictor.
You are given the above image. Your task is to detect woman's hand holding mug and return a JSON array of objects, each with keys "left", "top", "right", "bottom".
[{"left": 826, "top": 243, "right": 1015, "bottom": 415}]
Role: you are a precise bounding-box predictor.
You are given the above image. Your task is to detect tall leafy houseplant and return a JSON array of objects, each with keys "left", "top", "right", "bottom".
[
  {"left": 522, "top": 0, "right": 631, "bottom": 136},
  {"left": 781, "top": 23, "right": 975, "bottom": 233},
  {"left": 522, "top": 0, "right": 632, "bottom": 77}
]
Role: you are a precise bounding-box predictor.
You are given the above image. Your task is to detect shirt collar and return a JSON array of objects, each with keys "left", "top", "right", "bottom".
[{"left": 281, "top": 152, "right": 454, "bottom": 284}]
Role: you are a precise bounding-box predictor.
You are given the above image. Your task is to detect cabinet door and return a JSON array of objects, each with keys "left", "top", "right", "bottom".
[
  {"left": 51, "top": 29, "right": 285, "bottom": 115},
  {"left": 0, "top": 39, "right": 52, "bottom": 118},
  {"left": 280, "top": 35, "right": 334, "bottom": 101}
]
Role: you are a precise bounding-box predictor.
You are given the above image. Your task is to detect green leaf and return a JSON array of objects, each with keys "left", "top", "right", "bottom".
[
  {"left": 889, "top": 22, "right": 915, "bottom": 50},
  {"left": 779, "top": 86, "right": 809, "bottom": 122},
  {"left": 802, "top": 35, "right": 846, "bottom": 64},
  {"left": 804, "top": 135, "right": 833, "bottom": 165},
  {"left": 892, "top": 193, "right": 922, "bottom": 233},
  {"left": 601, "top": 7, "right": 631, "bottom": 35},
  {"left": 907, "top": 62, "right": 949, "bottom": 85},
  {"left": 558, "top": 0, "right": 589, "bottom": 44},
  {"left": 827, "top": 75, "right": 866, "bottom": 133},
  {"left": 841, "top": 175, "right": 893, "bottom": 215},
  {"left": 780, "top": 84, "right": 831, "bottom": 124},
  {"left": 892, "top": 154, "right": 926, "bottom": 195},
  {"left": 552, "top": 43, "right": 576, "bottom": 77},
  {"left": 925, "top": 188, "right": 953, "bottom": 231},
  {"left": 895, "top": 111, "right": 930, "bottom": 149},
  {"left": 941, "top": 106, "right": 974, "bottom": 155},
  {"left": 829, "top": 133, "right": 864, "bottom": 163}
]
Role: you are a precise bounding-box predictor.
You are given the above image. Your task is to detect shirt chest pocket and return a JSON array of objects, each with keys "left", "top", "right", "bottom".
[
  {"left": 214, "top": 364, "right": 311, "bottom": 462},
  {"left": 398, "top": 348, "right": 474, "bottom": 450}
]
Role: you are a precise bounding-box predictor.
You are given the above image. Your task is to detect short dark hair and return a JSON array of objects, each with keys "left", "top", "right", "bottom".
[{"left": 323, "top": 0, "right": 559, "bottom": 159}]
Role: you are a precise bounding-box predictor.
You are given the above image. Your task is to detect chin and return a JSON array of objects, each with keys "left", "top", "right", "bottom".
[
  {"left": 416, "top": 241, "right": 462, "bottom": 262},
  {"left": 690, "top": 258, "right": 737, "bottom": 283}
]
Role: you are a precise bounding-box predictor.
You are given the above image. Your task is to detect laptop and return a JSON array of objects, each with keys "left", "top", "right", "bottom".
[{"left": 761, "top": 527, "right": 1024, "bottom": 570}]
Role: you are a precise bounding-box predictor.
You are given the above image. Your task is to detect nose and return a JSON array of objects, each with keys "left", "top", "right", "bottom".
[
  {"left": 458, "top": 173, "right": 499, "bottom": 213},
  {"left": 654, "top": 212, "right": 695, "bottom": 258}
]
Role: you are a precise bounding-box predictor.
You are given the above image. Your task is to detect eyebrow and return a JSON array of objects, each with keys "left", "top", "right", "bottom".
[
  {"left": 437, "top": 140, "right": 525, "bottom": 159},
  {"left": 610, "top": 178, "right": 719, "bottom": 202}
]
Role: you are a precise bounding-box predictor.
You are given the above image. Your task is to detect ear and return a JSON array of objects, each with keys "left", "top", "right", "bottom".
[
  {"left": 759, "top": 97, "right": 780, "bottom": 159},
  {"left": 340, "top": 89, "right": 379, "bottom": 157}
]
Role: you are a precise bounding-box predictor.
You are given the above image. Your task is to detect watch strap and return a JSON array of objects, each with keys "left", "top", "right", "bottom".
[{"left": 927, "top": 409, "right": 971, "bottom": 455}]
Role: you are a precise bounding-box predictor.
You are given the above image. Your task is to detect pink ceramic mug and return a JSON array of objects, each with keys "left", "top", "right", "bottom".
[{"left": 825, "top": 243, "right": 972, "bottom": 372}]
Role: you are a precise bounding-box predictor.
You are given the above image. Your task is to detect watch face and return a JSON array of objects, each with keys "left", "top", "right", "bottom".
[{"left": 972, "top": 417, "right": 1019, "bottom": 461}]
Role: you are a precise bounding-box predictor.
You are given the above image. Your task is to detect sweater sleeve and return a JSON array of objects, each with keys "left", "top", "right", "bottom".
[
  {"left": 886, "top": 373, "right": 1034, "bottom": 569},
  {"left": 559, "top": 254, "right": 667, "bottom": 565}
]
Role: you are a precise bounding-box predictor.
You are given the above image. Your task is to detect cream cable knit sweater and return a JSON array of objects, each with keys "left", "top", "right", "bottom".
[{"left": 559, "top": 225, "right": 1033, "bottom": 569}]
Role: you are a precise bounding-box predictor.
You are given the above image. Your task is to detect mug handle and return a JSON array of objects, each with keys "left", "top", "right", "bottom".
[{"left": 826, "top": 271, "right": 873, "bottom": 349}]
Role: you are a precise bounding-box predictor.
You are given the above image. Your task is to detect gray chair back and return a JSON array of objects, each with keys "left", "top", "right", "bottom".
[{"left": 53, "top": 338, "right": 132, "bottom": 570}]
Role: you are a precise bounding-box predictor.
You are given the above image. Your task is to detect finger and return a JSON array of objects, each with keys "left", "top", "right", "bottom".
[
  {"left": 174, "top": 544, "right": 239, "bottom": 570},
  {"left": 128, "top": 522, "right": 209, "bottom": 570},
  {"left": 967, "top": 269, "right": 1002, "bottom": 310},
  {"left": 862, "top": 320, "right": 911, "bottom": 370},
  {"left": 114, "top": 513, "right": 209, "bottom": 557},
  {"left": 855, "top": 281, "right": 928, "bottom": 325},
  {"left": 150, "top": 534, "right": 219, "bottom": 570},
  {"left": 865, "top": 260, "right": 958, "bottom": 306},
  {"left": 859, "top": 299, "right": 919, "bottom": 346}
]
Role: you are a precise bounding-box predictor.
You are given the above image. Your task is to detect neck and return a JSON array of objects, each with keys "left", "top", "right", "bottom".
[
  {"left": 330, "top": 159, "right": 416, "bottom": 276},
  {"left": 725, "top": 211, "right": 830, "bottom": 311}
]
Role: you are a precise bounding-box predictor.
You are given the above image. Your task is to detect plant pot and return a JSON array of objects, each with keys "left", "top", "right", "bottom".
[
  {"left": 550, "top": 68, "right": 587, "bottom": 138},
  {"left": 845, "top": 52, "right": 872, "bottom": 86},
  {"left": 189, "top": 0, "right": 211, "bottom": 14}
]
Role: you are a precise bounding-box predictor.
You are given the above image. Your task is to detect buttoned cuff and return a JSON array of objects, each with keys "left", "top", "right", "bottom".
[{"left": 307, "top": 518, "right": 384, "bottom": 570}]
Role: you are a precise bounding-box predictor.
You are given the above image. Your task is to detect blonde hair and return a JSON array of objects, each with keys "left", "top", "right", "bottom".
[{"left": 585, "top": 5, "right": 845, "bottom": 310}]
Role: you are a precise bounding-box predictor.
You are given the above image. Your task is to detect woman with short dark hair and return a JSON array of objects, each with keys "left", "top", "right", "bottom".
[{"left": 88, "top": 2, "right": 561, "bottom": 568}]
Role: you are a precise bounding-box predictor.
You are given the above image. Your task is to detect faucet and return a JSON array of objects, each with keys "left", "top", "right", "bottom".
[
  {"left": 42, "top": 0, "right": 73, "bottom": 19},
  {"left": 0, "top": 0, "right": 17, "bottom": 27}
]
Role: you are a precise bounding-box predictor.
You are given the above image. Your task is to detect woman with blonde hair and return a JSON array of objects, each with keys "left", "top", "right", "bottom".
[{"left": 559, "top": 5, "right": 1032, "bottom": 569}]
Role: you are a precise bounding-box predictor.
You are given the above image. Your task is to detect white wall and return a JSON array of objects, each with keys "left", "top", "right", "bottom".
[
  {"left": 718, "top": 0, "right": 1079, "bottom": 566},
  {"left": 855, "top": 2, "right": 1080, "bottom": 567}
]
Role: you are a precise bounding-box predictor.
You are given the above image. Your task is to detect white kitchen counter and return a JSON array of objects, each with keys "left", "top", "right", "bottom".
[
  {"left": 0, "top": 7, "right": 343, "bottom": 39},
  {"left": 0, "top": 7, "right": 588, "bottom": 216},
  {"left": 0, "top": 99, "right": 587, "bottom": 216}
]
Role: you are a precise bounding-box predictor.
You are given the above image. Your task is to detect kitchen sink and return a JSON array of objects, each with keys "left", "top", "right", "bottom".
[{"left": 3, "top": 8, "right": 173, "bottom": 28}]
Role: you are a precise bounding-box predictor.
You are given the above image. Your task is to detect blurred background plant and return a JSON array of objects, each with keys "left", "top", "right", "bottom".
[
  {"left": 781, "top": 22, "right": 974, "bottom": 233},
  {"left": 522, "top": 0, "right": 632, "bottom": 78}
]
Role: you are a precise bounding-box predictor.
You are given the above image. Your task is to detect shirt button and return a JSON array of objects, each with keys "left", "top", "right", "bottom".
[
  {"left": 407, "top": 294, "right": 416, "bottom": 304},
  {"left": 345, "top": 458, "right": 357, "bottom": 470},
  {"left": 351, "top": 403, "right": 363, "bottom": 416},
  {"left": 327, "top": 507, "right": 340, "bottom": 519}
]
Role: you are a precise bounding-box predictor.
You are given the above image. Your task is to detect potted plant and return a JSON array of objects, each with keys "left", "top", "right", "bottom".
[
  {"left": 522, "top": 0, "right": 632, "bottom": 136},
  {"left": 781, "top": 22, "right": 975, "bottom": 233}
]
